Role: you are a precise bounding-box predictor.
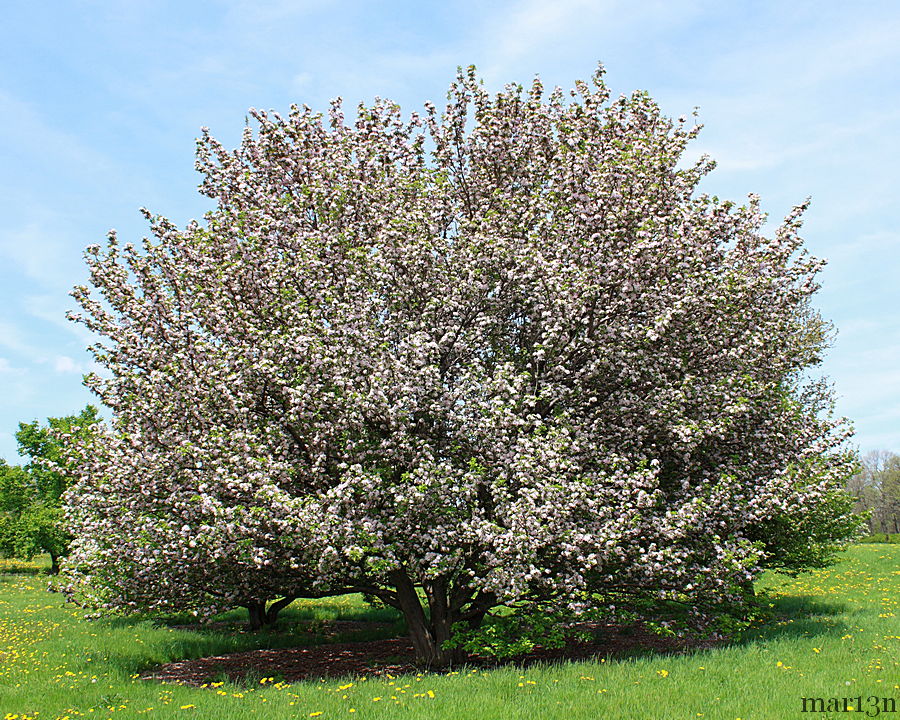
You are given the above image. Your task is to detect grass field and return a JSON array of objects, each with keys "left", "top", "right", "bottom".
[
  {"left": 2, "top": 546, "right": 900, "bottom": 719},
  {"left": 859, "top": 534, "right": 900, "bottom": 544}
]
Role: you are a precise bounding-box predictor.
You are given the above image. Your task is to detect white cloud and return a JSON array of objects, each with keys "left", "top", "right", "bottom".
[
  {"left": 292, "top": 72, "right": 314, "bottom": 93},
  {"left": 0, "top": 357, "right": 26, "bottom": 375},
  {"left": 0, "top": 89, "right": 116, "bottom": 182},
  {"left": 824, "top": 230, "right": 900, "bottom": 266},
  {"left": 53, "top": 356, "right": 79, "bottom": 374},
  {"left": 476, "top": 0, "right": 704, "bottom": 83},
  {"left": 486, "top": 0, "right": 610, "bottom": 66}
]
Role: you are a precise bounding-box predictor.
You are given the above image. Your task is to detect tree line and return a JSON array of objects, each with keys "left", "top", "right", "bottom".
[{"left": 848, "top": 450, "right": 900, "bottom": 535}]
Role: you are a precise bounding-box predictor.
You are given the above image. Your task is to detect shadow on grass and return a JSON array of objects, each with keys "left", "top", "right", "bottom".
[
  {"left": 11, "top": 574, "right": 852, "bottom": 682},
  {"left": 502, "top": 593, "right": 855, "bottom": 672},
  {"left": 98, "top": 591, "right": 856, "bottom": 680},
  {"left": 146, "top": 597, "right": 402, "bottom": 629},
  {"left": 81, "top": 599, "right": 408, "bottom": 676},
  {"left": 737, "top": 594, "right": 852, "bottom": 645}
]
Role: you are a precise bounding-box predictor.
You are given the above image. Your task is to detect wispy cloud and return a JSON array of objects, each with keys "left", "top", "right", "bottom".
[
  {"left": 483, "top": 0, "right": 613, "bottom": 67},
  {"left": 22, "top": 294, "right": 94, "bottom": 345},
  {"left": 0, "top": 358, "right": 26, "bottom": 375},
  {"left": 0, "top": 89, "right": 116, "bottom": 180},
  {"left": 0, "top": 318, "right": 42, "bottom": 358},
  {"left": 475, "top": 0, "right": 706, "bottom": 84},
  {"left": 53, "top": 356, "right": 79, "bottom": 374},
  {"left": 0, "top": 221, "right": 74, "bottom": 292}
]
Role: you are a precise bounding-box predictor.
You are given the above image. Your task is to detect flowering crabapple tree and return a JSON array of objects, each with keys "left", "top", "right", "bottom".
[{"left": 62, "top": 65, "right": 860, "bottom": 667}]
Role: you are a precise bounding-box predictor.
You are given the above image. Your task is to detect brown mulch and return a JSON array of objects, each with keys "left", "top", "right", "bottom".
[
  {"left": 142, "top": 622, "right": 720, "bottom": 686},
  {"left": 166, "top": 619, "right": 394, "bottom": 637}
]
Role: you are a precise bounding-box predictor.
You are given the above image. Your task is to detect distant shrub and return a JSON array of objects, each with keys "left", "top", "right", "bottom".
[{"left": 858, "top": 533, "right": 900, "bottom": 544}]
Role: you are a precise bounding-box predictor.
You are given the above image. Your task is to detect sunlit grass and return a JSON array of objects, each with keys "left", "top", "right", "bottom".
[
  {"left": 2, "top": 546, "right": 900, "bottom": 718},
  {"left": 0, "top": 555, "right": 50, "bottom": 575},
  {"left": 858, "top": 532, "right": 900, "bottom": 544}
]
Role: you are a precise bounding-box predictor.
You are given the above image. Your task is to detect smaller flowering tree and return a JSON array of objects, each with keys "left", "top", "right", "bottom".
[{"left": 63, "top": 65, "right": 861, "bottom": 666}]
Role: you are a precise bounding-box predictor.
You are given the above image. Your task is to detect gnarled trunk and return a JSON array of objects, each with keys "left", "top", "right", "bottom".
[
  {"left": 246, "top": 600, "right": 266, "bottom": 630},
  {"left": 244, "top": 595, "right": 297, "bottom": 630},
  {"left": 389, "top": 571, "right": 493, "bottom": 668},
  {"left": 391, "top": 571, "right": 461, "bottom": 667},
  {"left": 265, "top": 595, "right": 296, "bottom": 624}
]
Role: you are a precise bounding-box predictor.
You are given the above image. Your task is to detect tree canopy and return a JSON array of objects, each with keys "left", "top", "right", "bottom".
[{"left": 62, "top": 65, "right": 860, "bottom": 666}]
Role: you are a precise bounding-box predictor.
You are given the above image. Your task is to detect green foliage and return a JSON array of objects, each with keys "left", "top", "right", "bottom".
[
  {"left": 0, "top": 406, "right": 102, "bottom": 571},
  {"left": 748, "top": 455, "right": 866, "bottom": 575},
  {"left": 9, "top": 505, "right": 69, "bottom": 561},
  {"left": 0, "top": 461, "right": 31, "bottom": 512},
  {"left": 15, "top": 404, "right": 102, "bottom": 505},
  {"left": 0, "top": 462, "right": 33, "bottom": 558},
  {"left": 857, "top": 533, "right": 900, "bottom": 543},
  {"left": 446, "top": 605, "right": 584, "bottom": 659}
]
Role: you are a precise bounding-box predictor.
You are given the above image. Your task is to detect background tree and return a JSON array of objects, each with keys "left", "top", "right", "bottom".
[
  {"left": 848, "top": 450, "right": 900, "bottom": 535},
  {"left": 0, "top": 460, "right": 32, "bottom": 559},
  {"left": 879, "top": 458, "right": 900, "bottom": 534},
  {"left": 63, "top": 65, "right": 861, "bottom": 667},
  {"left": 0, "top": 406, "right": 101, "bottom": 573}
]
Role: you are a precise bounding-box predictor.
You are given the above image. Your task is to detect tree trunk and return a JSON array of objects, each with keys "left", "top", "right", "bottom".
[
  {"left": 246, "top": 600, "right": 266, "bottom": 631},
  {"left": 424, "top": 577, "right": 460, "bottom": 661},
  {"left": 390, "top": 570, "right": 463, "bottom": 668},
  {"left": 49, "top": 553, "right": 60, "bottom": 575},
  {"left": 245, "top": 596, "right": 296, "bottom": 630},
  {"left": 265, "top": 595, "right": 296, "bottom": 624}
]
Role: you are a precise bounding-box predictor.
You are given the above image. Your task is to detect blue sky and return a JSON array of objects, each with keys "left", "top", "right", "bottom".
[{"left": 1, "top": 0, "right": 897, "bottom": 462}]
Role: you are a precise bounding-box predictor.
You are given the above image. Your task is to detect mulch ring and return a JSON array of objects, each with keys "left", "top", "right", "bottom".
[
  {"left": 166, "top": 619, "right": 396, "bottom": 638},
  {"left": 141, "top": 622, "right": 720, "bottom": 686}
]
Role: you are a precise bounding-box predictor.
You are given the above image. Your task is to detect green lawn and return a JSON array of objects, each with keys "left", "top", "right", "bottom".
[
  {"left": 2, "top": 546, "right": 900, "bottom": 719},
  {"left": 859, "top": 533, "right": 900, "bottom": 544}
]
